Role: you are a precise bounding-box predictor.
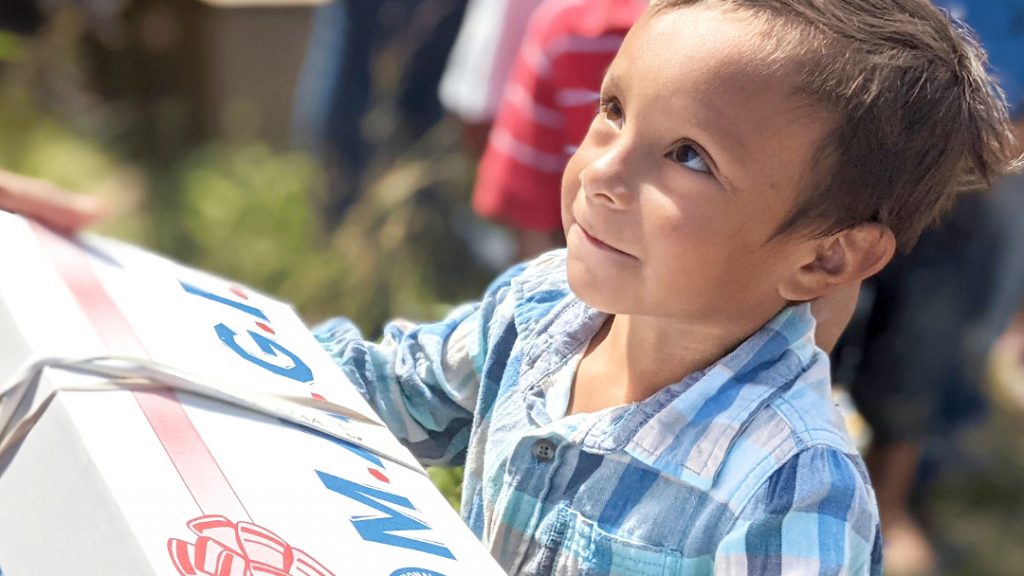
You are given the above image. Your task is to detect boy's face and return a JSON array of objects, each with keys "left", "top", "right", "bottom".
[{"left": 561, "top": 4, "right": 834, "bottom": 326}]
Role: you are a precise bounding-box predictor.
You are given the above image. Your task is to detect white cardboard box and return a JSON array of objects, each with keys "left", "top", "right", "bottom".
[{"left": 0, "top": 212, "right": 505, "bottom": 576}]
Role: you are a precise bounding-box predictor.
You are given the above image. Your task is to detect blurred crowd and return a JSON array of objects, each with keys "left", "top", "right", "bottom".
[{"left": 2, "top": 1, "right": 1024, "bottom": 575}]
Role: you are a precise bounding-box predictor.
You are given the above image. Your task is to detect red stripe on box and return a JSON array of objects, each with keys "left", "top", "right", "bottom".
[{"left": 31, "top": 222, "right": 251, "bottom": 522}]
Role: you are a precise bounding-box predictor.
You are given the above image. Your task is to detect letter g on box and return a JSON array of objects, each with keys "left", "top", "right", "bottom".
[{"left": 215, "top": 324, "right": 314, "bottom": 384}]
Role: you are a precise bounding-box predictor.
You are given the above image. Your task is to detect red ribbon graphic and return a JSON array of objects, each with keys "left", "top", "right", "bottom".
[{"left": 168, "top": 515, "right": 336, "bottom": 576}]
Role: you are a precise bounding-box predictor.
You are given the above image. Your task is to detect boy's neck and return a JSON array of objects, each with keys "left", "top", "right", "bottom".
[{"left": 567, "top": 311, "right": 769, "bottom": 415}]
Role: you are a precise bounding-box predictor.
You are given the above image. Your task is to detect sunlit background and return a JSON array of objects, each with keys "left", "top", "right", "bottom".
[{"left": 1, "top": 2, "right": 1023, "bottom": 575}]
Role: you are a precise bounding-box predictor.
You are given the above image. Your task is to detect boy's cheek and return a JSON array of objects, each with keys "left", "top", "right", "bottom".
[
  {"left": 560, "top": 157, "right": 590, "bottom": 224},
  {"left": 558, "top": 178, "right": 578, "bottom": 231}
]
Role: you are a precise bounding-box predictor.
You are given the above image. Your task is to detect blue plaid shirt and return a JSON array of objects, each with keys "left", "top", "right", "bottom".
[{"left": 315, "top": 250, "right": 883, "bottom": 575}]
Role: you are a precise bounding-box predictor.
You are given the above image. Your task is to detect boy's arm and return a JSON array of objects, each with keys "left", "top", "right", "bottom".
[
  {"left": 314, "top": 263, "right": 525, "bottom": 467},
  {"left": 714, "top": 446, "right": 883, "bottom": 575}
]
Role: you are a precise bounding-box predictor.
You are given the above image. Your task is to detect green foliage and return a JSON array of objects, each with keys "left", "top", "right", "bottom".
[
  {"left": 321, "top": 124, "right": 494, "bottom": 333},
  {"left": 0, "top": 32, "right": 25, "bottom": 62},
  {"left": 155, "top": 125, "right": 492, "bottom": 333},
  {"left": 0, "top": 90, "right": 120, "bottom": 191},
  {"left": 427, "top": 466, "right": 464, "bottom": 511},
  {"left": 167, "top": 143, "right": 349, "bottom": 319},
  {"left": 0, "top": 88, "right": 148, "bottom": 241}
]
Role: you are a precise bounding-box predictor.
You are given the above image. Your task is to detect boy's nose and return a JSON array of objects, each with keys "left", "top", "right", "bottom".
[{"left": 579, "top": 143, "right": 635, "bottom": 207}]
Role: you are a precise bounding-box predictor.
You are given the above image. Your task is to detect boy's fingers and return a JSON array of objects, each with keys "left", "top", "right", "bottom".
[{"left": 0, "top": 171, "right": 107, "bottom": 232}]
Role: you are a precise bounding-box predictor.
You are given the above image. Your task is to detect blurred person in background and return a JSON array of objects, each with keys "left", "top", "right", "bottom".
[
  {"left": 831, "top": 2, "right": 1024, "bottom": 574},
  {"left": 0, "top": 0, "right": 127, "bottom": 46},
  {"left": 0, "top": 0, "right": 44, "bottom": 36},
  {"left": 7, "top": 0, "right": 1022, "bottom": 571},
  {"left": 436, "top": 0, "right": 546, "bottom": 155},
  {"left": 467, "top": 0, "right": 647, "bottom": 261},
  {"left": 291, "top": 0, "right": 469, "bottom": 229}
]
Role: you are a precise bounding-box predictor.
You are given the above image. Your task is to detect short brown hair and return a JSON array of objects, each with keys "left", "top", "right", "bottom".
[{"left": 651, "top": 0, "right": 1023, "bottom": 251}]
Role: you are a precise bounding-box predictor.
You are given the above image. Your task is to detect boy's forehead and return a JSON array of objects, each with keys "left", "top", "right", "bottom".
[
  {"left": 609, "top": 3, "right": 834, "bottom": 199},
  {"left": 618, "top": 4, "right": 780, "bottom": 87},
  {"left": 611, "top": 5, "right": 810, "bottom": 115}
]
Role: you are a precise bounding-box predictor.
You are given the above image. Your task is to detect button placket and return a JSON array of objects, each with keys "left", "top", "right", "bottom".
[
  {"left": 507, "top": 436, "right": 562, "bottom": 575},
  {"left": 532, "top": 438, "right": 556, "bottom": 462}
]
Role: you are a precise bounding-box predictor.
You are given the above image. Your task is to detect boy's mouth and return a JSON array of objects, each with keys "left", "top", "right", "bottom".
[{"left": 575, "top": 221, "right": 634, "bottom": 258}]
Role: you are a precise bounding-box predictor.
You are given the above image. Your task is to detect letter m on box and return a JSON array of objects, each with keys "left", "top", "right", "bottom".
[{"left": 316, "top": 470, "right": 456, "bottom": 560}]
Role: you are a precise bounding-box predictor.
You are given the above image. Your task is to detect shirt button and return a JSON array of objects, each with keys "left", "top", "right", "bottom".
[{"left": 532, "top": 439, "right": 556, "bottom": 462}]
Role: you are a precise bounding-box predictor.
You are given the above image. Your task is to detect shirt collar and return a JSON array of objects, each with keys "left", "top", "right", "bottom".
[
  {"left": 615, "top": 303, "right": 819, "bottom": 489},
  {"left": 509, "top": 251, "right": 820, "bottom": 490}
]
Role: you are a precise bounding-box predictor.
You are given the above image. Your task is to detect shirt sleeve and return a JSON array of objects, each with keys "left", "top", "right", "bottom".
[
  {"left": 714, "top": 446, "right": 884, "bottom": 575},
  {"left": 312, "top": 262, "right": 527, "bottom": 467}
]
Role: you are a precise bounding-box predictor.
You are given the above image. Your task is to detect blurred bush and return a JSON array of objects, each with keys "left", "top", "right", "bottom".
[
  {"left": 161, "top": 122, "right": 492, "bottom": 333},
  {"left": 0, "top": 87, "right": 148, "bottom": 241},
  {"left": 168, "top": 143, "right": 344, "bottom": 316},
  {"left": 1, "top": 28, "right": 487, "bottom": 505},
  {"left": 0, "top": 31, "right": 26, "bottom": 62},
  {"left": 428, "top": 466, "right": 464, "bottom": 511}
]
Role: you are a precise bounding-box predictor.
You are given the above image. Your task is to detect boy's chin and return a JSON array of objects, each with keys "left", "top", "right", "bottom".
[{"left": 565, "top": 264, "right": 636, "bottom": 316}]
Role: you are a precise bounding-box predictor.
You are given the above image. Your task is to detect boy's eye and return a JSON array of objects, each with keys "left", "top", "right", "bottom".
[
  {"left": 598, "top": 97, "right": 624, "bottom": 129},
  {"left": 667, "top": 143, "right": 711, "bottom": 174}
]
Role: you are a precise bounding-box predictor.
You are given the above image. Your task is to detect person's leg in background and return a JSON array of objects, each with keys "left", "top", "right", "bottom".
[
  {"left": 320, "top": 1, "right": 382, "bottom": 227},
  {"left": 293, "top": 0, "right": 471, "bottom": 230},
  {"left": 393, "top": 0, "right": 468, "bottom": 145},
  {"left": 841, "top": 185, "right": 1024, "bottom": 576},
  {"left": 291, "top": 1, "right": 348, "bottom": 155},
  {"left": 0, "top": 0, "right": 45, "bottom": 35},
  {"left": 291, "top": 0, "right": 383, "bottom": 230},
  {"left": 973, "top": 172, "right": 1024, "bottom": 414}
]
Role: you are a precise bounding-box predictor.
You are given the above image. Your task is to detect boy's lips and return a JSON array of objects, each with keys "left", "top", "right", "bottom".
[{"left": 574, "top": 221, "right": 634, "bottom": 258}]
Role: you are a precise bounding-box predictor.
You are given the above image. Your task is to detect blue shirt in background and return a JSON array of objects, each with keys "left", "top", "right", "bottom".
[{"left": 936, "top": 0, "right": 1024, "bottom": 114}]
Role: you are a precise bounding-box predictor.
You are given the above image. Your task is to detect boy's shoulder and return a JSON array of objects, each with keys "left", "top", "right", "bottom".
[
  {"left": 614, "top": 309, "right": 870, "bottom": 511},
  {"left": 694, "top": 352, "right": 873, "bottom": 514}
]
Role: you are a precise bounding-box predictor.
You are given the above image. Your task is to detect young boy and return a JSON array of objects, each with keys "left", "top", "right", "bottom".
[{"left": 316, "top": 0, "right": 1020, "bottom": 573}]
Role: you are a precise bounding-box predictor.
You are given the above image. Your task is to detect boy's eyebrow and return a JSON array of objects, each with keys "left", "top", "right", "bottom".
[
  {"left": 604, "top": 63, "right": 745, "bottom": 193},
  {"left": 690, "top": 97, "right": 749, "bottom": 164},
  {"left": 600, "top": 68, "right": 620, "bottom": 91},
  {"left": 606, "top": 62, "right": 749, "bottom": 166}
]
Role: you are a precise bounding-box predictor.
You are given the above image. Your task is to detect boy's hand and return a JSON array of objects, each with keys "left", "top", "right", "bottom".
[
  {"left": 810, "top": 282, "right": 861, "bottom": 354},
  {"left": 0, "top": 168, "right": 106, "bottom": 232}
]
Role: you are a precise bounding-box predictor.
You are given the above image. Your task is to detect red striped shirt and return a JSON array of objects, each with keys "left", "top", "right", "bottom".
[{"left": 473, "top": 0, "right": 646, "bottom": 231}]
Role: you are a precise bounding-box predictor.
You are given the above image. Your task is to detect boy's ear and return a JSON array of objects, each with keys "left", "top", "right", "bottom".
[{"left": 779, "top": 222, "right": 896, "bottom": 302}]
